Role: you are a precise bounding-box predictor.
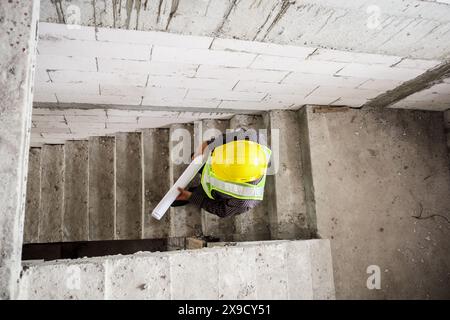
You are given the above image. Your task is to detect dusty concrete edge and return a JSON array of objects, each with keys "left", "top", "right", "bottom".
[
  {"left": 297, "top": 106, "right": 318, "bottom": 237},
  {"left": 17, "top": 239, "right": 333, "bottom": 300},
  {"left": 0, "top": 0, "right": 40, "bottom": 300},
  {"left": 362, "top": 60, "right": 450, "bottom": 109},
  {"left": 33, "top": 102, "right": 263, "bottom": 116},
  {"left": 309, "top": 239, "right": 336, "bottom": 300}
]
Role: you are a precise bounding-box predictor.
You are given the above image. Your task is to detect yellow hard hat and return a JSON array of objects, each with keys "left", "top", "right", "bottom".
[{"left": 210, "top": 140, "right": 269, "bottom": 183}]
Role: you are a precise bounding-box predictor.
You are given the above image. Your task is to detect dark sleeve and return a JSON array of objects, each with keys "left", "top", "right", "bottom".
[{"left": 189, "top": 186, "right": 260, "bottom": 218}]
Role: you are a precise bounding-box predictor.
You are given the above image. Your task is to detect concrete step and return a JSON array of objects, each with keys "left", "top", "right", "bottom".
[
  {"left": 39, "top": 145, "right": 64, "bottom": 243},
  {"left": 88, "top": 136, "right": 115, "bottom": 241},
  {"left": 168, "top": 123, "right": 202, "bottom": 238},
  {"left": 264, "top": 110, "right": 314, "bottom": 240},
  {"left": 18, "top": 239, "right": 335, "bottom": 300},
  {"left": 230, "top": 114, "right": 271, "bottom": 241},
  {"left": 63, "top": 141, "right": 89, "bottom": 242},
  {"left": 24, "top": 148, "right": 41, "bottom": 244},
  {"left": 24, "top": 111, "right": 319, "bottom": 244},
  {"left": 142, "top": 128, "right": 170, "bottom": 239},
  {"left": 199, "top": 119, "right": 235, "bottom": 241},
  {"left": 115, "top": 132, "right": 142, "bottom": 240}
]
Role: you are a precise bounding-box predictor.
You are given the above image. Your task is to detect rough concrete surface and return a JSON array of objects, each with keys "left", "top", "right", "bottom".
[
  {"left": 106, "top": 254, "right": 170, "bottom": 299},
  {"left": 297, "top": 108, "right": 318, "bottom": 236},
  {"left": 309, "top": 239, "right": 335, "bottom": 300},
  {"left": 217, "top": 245, "right": 259, "bottom": 299},
  {"left": 264, "top": 111, "right": 312, "bottom": 239},
  {"left": 19, "top": 261, "right": 105, "bottom": 299},
  {"left": 0, "top": 0, "right": 39, "bottom": 299},
  {"left": 88, "top": 136, "right": 115, "bottom": 240},
  {"left": 253, "top": 242, "right": 289, "bottom": 299},
  {"left": 39, "top": 145, "right": 65, "bottom": 243},
  {"left": 230, "top": 114, "right": 271, "bottom": 241},
  {"left": 18, "top": 240, "right": 334, "bottom": 300},
  {"left": 170, "top": 250, "right": 220, "bottom": 299},
  {"left": 115, "top": 132, "right": 142, "bottom": 240},
  {"left": 285, "top": 241, "right": 314, "bottom": 300},
  {"left": 39, "top": 0, "right": 450, "bottom": 60},
  {"left": 302, "top": 105, "right": 450, "bottom": 299},
  {"left": 364, "top": 61, "right": 450, "bottom": 109},
  {"left": 30, "top": 106, "right": 236, "bottom": 146},
  {"left": 445, "top": 110, "right": 450, "bottom": 149},
  {"left": 199, "top": 119, "right": 235, "bottom": 240},
  {"left": 24, "top": 148, "right": 41, "bottom": 244},
  {"left": 142, "top": 128, "right": 171, "bottom": 239},
  {"left": 169, "top": 123, "right": 202, "bottom": 237},
  {"left": 63, "top": 141, "right": 88, "bottom": 241},
  {"left": 167, "top": 237, "right": 187, "bottom": 251},
  {"left": 33, "top": 21, "right": 441, "bottom": 120}
]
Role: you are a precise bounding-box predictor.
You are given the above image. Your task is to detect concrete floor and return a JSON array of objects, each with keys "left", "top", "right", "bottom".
[{"left": 302, "top": 106, "right": 450, "bottom": 299}]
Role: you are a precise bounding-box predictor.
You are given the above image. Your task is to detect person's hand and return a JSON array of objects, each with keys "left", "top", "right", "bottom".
[
  {"left": 176, "top": 187, "right": 192, "bottom": 201},
  {"left": 192, "top": 141, "right": 209, "bottom": 160}
]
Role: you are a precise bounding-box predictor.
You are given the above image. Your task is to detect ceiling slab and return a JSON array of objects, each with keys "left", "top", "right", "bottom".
[
  {"left": 39, "top": 0, "right": 450, "bottom": 60},
  {"left": 35, "top": 22, "right": 441, "bottom": 112}
]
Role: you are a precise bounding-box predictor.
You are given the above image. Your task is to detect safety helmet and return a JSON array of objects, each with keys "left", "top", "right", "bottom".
[{"left": 210, "top": 140, "right": 269, "bottom": 183}]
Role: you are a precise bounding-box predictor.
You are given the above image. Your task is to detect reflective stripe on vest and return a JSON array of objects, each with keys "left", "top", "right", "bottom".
[{"left": 202, "top": 173, "right": 265, "bottom": 199}]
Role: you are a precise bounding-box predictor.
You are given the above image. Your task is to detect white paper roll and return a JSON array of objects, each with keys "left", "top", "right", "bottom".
[{"left": 151, "top": 155, "right": 206, "bottom": 220}]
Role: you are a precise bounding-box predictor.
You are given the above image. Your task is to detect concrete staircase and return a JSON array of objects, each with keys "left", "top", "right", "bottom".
[{"left": 24, "top": 111, "right": 317, "bottom": 244}]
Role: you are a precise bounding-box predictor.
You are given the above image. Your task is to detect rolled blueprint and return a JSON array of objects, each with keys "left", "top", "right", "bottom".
[{"left": 151, "top": 155, "right": 206, "bottom": 220}]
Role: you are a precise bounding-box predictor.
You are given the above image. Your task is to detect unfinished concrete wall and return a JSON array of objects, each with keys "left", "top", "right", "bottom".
[
  {"left": 301, "top": 105, "right": 450, "bottom": 299},
  {"left": 0, "top": 1, "right": 39, "bottom": 299},
  {"left": 18, "top": 240, "right": 335, "bottom": 300}
]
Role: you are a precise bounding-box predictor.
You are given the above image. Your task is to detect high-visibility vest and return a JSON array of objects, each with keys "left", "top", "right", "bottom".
[{"left": 200, "top": 144, "right": 271, "bottom": 201}]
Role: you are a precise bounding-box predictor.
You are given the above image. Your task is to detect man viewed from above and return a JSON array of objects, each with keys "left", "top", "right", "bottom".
[{"left": 172, "top": 128, "right": 271, "bottom": 218}]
